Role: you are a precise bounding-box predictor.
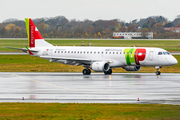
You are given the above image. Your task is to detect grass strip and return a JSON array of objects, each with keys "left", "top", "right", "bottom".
[
  {"left": 0, "top": 55, "right": 180, "bottom": 73},
  {"left": 0, "top": 39, "right": 180, "bottom": 52},
  {"left": 0, "top": 103, "right": 180, "bottom": 120}
]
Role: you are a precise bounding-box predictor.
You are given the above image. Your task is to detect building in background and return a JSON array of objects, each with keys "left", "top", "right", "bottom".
[
  {"left": 112, "top": 32, "right": 153, "bottom": 39},
  {"left": 164, "top": 27, "right": 180, "bottom": 33}
]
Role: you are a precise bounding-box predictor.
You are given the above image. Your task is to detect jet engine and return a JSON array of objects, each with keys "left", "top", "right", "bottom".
[
  {"left": 91, "top": 62, "right": 110, "bottom": 72},
  {"left": 123, "top": 66, "right": 141, "bottom": 71}
]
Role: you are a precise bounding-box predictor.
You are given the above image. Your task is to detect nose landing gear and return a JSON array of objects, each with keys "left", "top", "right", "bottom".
[
  {"left": 156, "top": 70, "right": 161, "bottom": 75},
  {"left": 155, "top": 66, "right": 161, "bottom": 75}
]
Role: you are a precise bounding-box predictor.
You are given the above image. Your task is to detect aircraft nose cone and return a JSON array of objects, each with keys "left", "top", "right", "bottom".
[{"left": 171, "top": 57, "right": 178, "bottom": 65}]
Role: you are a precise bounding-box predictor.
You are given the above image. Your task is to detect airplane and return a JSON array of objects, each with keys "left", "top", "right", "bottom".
[{"left": 7, "top": 18, "right": 178, "bottom": 75}]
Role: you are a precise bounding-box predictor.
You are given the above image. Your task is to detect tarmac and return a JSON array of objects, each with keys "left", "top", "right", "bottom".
[{"left": 0, "top": 72, "right": 180, "bottom": 104}]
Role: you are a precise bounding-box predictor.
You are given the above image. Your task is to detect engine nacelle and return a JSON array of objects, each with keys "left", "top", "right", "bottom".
[
  {"left": 91, "top": 62, "right": 110, "bottom": 72},
  {"left": 123, "top": 66, "right": 141, "bottom": 71}
]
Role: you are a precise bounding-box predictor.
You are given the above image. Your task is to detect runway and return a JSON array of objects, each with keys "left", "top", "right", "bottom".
[{"left": 0, "top": 72, "right": 180, "bottom": 104}]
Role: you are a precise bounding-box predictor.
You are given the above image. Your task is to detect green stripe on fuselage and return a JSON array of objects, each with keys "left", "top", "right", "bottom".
[{"left": 123, "top": 48, "right": 137, "bottom": 65}]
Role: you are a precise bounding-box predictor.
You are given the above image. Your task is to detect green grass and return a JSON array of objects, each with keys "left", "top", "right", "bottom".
[
  {"left": 0, "top": 39, "right": 180, "bottom": 52},
  {"left": 0, "top": 55, "right": 180, "bottom": 73},
  {"left": 0, "top": 103, "right": 180, "bottom": 120}
]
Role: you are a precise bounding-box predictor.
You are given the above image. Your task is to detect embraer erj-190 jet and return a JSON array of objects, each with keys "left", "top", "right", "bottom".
[{"left": 7, "top": 18, "right": 178, "bottom": 75}]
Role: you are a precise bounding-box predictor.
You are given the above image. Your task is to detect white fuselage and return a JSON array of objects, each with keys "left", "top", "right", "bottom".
[{"left": 31, "top": 46, "right": 178, "bottom": 68}]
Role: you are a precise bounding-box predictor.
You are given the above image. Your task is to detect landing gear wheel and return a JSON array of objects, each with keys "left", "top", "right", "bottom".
[
  {"left": 82, "top": 69, "right": 91, "bottom": 75},
  {"left": 155, "top": 66, "right": 161, "bottom": 76},
  {"left": 104, "top": 69, "right": 112, "bottom": 75},
  {"left": 87, "top": 69, "right": 91, "bottom": 75},
  {"left": 156, "top": 71, "right": 161, "bottom": 75},
  {"left": 82, "top": 69, "right": 88, "bottom": 75}
]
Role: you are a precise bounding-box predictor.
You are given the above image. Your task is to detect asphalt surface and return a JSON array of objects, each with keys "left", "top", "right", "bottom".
[{"left": 0, "top": 72, "right": 180, "bottom": 104}]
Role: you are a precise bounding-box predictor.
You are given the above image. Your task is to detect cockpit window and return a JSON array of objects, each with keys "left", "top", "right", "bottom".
[
  {"left": 158, "top": 52, "right": 162, "bottom": 55},
  {"left": 163, "top": 52, "right": 170, "bottom": 55},
  {"left": 158, "top": 52, "right": 170, "bottom": 55}
]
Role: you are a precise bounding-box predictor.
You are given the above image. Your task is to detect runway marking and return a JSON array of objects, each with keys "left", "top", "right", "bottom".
[
  {"left": 10, "top": 74, "right": 99, "bottom": 92},
  {"left": 9, "top": 73, "right": 180, "bottom": 95},
  {"left": 11, "top": 74, "right": 69, "bottom": 90}
]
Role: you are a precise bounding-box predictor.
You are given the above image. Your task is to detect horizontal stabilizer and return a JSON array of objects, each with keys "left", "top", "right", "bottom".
[{"left": 5, "top": 46, "right": 39, "bottom": 53}]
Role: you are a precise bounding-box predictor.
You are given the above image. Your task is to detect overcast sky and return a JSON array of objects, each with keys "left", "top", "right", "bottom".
[{"left": 1, "top": 0, "right": 180, "bottom": 23}]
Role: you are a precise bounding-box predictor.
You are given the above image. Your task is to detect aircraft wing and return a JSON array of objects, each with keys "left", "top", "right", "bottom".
[{"left": 40, "top": 56, "right": 95, "bottom": 66}]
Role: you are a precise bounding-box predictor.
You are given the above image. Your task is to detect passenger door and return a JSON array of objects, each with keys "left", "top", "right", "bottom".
[{"left": 149, "top": 51, "right": 153, "bottom": 61}]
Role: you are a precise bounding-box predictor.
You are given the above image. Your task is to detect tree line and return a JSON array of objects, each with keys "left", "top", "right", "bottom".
[{"left": 0, "top": 16, "right": 180, "bottom": 39}]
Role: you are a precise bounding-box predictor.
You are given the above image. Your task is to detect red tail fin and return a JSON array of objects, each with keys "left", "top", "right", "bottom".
[
  {"left": 25, "top": 18, "right": 43, "bottom": 48},
  {"left": 25, "top": 18, "right": 53, "bottom": 48}
]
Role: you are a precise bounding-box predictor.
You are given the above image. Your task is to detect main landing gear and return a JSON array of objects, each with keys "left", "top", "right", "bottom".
[
  {"left": 82, "top": 69, "right": 91, "bottom": 75},
  {"left": 155, "top": 66, "right": 161, "bottom": 75},
  {"left": 82, "top": 69, "right": 113, "bottom": 75},
  {"left": 104, "top": 69, "right": 112, "bottom": 75}
]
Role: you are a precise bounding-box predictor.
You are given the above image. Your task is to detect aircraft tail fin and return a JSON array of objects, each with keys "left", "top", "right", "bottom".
[{"left": 25, "top": 18, "right": 53, "bottom": 48}]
